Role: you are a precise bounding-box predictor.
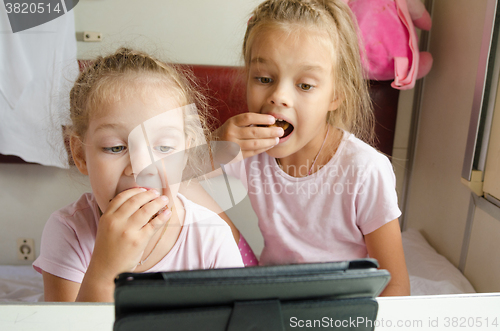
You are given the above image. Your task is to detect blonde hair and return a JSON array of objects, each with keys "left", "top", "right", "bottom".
[
  {"left": 243, "top": 0, "right": 375, "bottom": 145},
  {"left": 68, "top": 47, "right": 214, "bottom": 176}
]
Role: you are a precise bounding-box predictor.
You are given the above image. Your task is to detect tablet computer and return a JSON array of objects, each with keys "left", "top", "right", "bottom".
[{"left": 114, "top": 258, "right": 390, "bottom": 331}]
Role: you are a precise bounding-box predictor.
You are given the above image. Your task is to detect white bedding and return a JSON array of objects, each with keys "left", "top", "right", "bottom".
[
  {"left": 0, "top": 265, "right": 43, "bottom": 302},
  {"left": 402, "top": 228, "right": 476, "bottom": 295},
  {"left": 0, "top": 228, "right": 475, "bottom": 302}
]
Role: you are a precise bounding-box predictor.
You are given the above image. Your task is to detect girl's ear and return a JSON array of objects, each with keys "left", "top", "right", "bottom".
[
  {"left": 329, "top": 93, "right": 343, "bottom": 111},
  {"left": 70, "top": 135, "right": 88, "bottom": 175}
]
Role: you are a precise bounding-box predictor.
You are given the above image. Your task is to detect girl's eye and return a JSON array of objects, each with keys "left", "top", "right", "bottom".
[
  {"left": 298, "top": 83, "right": 314, "bottom": 91},
  {"left": 104, "top": 146, "right": 126, "bottom": 154},
  {"left": 256, "top": 77, "right": 273, "bottom": 84},
  {"left": 154, "top": 146, "right": 173, "bottom": 153}
]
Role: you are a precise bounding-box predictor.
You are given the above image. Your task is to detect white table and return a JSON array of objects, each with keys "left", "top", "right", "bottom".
[
  {"left": 375, "top": 293, "right": 500, "bottom": 330},
  {"left": 1, "top": 293, "right": 499, "bottom": 330}
]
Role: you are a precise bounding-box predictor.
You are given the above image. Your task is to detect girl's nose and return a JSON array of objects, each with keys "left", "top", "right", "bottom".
[
  {"left": 125, "top": 158, "right": 162, "bottom": 190},
  {"left": 124, "top": 162, "right": 134, "bottom": 177},
  {"left": 126, "top": 152, "right": 159, "bottom": 179},
  {"left": 268, "top": 83, "right": 292, "bottom": 107}
]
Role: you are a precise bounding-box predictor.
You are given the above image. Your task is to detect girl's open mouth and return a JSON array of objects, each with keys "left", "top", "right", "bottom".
[
  {"left": 274, "top": 119, "right": 294, "bottom": 138},
  {"left": 259, "top": 119, "right": 294, "bottom": 138}
]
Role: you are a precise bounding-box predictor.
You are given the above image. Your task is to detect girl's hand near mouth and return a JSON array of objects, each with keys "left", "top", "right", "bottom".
[
  {"left": 214, "top": 112, "right": 284, "bottom": 158},
  {"left": 76, "top": 187, "right": 170, "bottom": 302}
]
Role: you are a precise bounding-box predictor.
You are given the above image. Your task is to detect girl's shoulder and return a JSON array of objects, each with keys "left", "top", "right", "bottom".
[
  {"left": 53, "top": 192, "right": 97, "bottom": 216},
  {"left": 50, "top": 192, "right": 100, "bottom": 229},
  {"left": 339, "top": 131, "right": 392, "bottom": 167},
  {"left": 40, "top": 193, "right": 99, "bottom": 253}
]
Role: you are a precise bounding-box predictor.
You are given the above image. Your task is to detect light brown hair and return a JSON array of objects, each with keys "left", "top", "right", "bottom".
[
  {"left": 68, "top": 47, "right": 213, "bottom": 175},
  {"left": 243, "top": 0, "right": 375, "bottom": 145}
]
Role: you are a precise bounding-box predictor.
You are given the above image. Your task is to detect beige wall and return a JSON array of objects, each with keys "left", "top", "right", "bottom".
[
  {"left": 0, "top": 164, "right": 91, "bottom": 265},
  {"left": 464, "top": 207, "right": 500, "bottom": 292},
  {"left": 74, "top": 0, "right": 261, "bottom": 64},
  {"left": 405, "top": 0, "right": 496, "bottom": 273}
]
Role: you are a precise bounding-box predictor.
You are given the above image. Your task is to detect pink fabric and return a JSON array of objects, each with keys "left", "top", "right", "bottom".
[
  {"left": 406, "top": 0, "right": 432, "bottom": 30},
  {"left": 226, "top": 130, "right": 401, "bottom": 266},
  {"left": 392, "top": 0, "right": 418, "bottom": 89},
  {"left": 348, "top": 0, "right": 432, "bottom": 90},
  {"left": 33, "top": 193, "right": 243, "bottom": 283},
  {"left": 238, "top": 235, "right": 258, "bottom": 266},
  {"left": 349, "top": 0, "right": 411, "bottom": 81}
]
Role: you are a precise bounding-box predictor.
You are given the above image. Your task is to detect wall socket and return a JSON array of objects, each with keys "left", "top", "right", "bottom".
[
  {"left": 75, "top": 31, "right": 102, "bottom": 42},
  {"left": 17, "top": 238, "right": 35, "bottom": 261}
]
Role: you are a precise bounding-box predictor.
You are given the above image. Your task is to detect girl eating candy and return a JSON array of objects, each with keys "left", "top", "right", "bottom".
[
  {"left": 215, "top": 0, "right": 410, "bottom": 296},
  {"left": 33, "top": 48, "right": 244, "bottom": 302}
]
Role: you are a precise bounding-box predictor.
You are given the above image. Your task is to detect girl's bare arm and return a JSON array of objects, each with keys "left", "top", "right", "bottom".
[
  {"left": 42, "top": 271, "right": 81, "bottom": 302},
  {"left": 365, "top": 219, "right": 411, "bottom": 296}
]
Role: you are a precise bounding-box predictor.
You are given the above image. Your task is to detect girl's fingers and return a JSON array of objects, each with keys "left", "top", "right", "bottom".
[
  {"left": 145, "top": 206, "right": 172, "bottom": 231},
  {"left": 106, "top": 187, "right": 149, "bottom": 214},
  {"left": 239, "top": 126, "right": 284, "bottom": 140},
  {"left": 129, "top": 195, "right": 170, "bottom": 229},
  {"left": 112, "top": 189, "right": 162, "bottom": 220},
  {"left": 239, "top": 137, "right": 280, "bottom": 152},
  {"left": 232, "top": 113, "right": 276, "bottom": 127}
]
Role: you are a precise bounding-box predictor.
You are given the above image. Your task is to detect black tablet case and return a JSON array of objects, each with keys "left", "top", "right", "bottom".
[{"left": 114, "top": 259, "right": 390, "bottom": 331}]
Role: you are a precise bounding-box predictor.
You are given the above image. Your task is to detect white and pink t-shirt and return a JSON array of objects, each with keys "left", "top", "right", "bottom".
[
  {"left": 225, "top": 130, "right": 401, "bottom": 265},
  {"left": 33, "top": 193, "right": 243, "bottom": 283}
]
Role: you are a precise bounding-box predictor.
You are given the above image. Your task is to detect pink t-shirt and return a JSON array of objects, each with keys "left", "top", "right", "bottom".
[
  {"left": 226, "top": 130, "right": 401, "bottom": 265},
  {"left": 33, "top": 193, "right": 243, "bottom": 283}
]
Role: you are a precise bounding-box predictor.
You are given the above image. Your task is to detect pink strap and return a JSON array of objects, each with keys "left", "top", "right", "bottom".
[
  {"left": 393, "top": 56, "right": 409, "bottom": 87},
  {"left": 238, "top": 234, "right": 259, "bottom": 266},
  {"left": 392, "top": 0, "right": 419, "bottom": 90}
]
